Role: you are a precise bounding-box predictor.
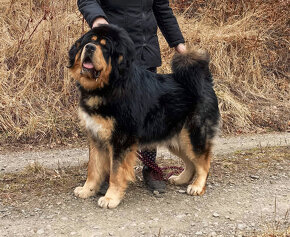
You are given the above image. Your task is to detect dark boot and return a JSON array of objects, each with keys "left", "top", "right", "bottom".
[{"left": 142, "top": 165, "right": 166, "bottom": 193}]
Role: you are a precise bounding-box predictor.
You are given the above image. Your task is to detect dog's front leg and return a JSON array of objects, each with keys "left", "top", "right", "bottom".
[
  {"left": 98, "top": 146, "right": 137, "bottom": 209},
  {"left": 74, "top": 138, "right": 110, "bottom": 198}
]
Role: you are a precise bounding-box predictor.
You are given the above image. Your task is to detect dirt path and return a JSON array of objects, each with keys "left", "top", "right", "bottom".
[
  {"left": 0, "top": 132, "right": 289, "bottom": 173},
  {"left": 0, "top": 133, "right": 289, "bottom": 236}
]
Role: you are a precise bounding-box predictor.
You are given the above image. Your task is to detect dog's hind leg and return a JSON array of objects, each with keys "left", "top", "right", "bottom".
[
  {"left": 98, "top": 145, "right": 137, "bottom": 209},
  {"left": 168, "top": 147, "right": 195, "bottom": 185},
  {"left": 74, "top": 138, "right": 110, "bottom": 199},
  {"left": 187, "top": 148, "right": 211, "bottom": 196},
  {"left": 179, "top": 128, "right": 212, "bottom": 196}
]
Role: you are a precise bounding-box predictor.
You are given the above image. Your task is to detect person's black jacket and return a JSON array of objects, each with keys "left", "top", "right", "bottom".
[{"left": 77, "top": 0, "right": 185, "bottom": 68}]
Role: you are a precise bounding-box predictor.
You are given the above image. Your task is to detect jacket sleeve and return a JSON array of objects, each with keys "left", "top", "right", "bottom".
[
  {"left": 153, "top": 0, "right": 185, "bottom": 48},
  {"left": 77, "top": 0, "right": 108, "bottom": 28}
]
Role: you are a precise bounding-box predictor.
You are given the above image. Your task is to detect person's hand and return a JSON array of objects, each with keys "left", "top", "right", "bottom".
[
  {"left": 92, "top": 17, "right": 108, "bottom": 28},
  {"left": 175, "top": 43, "right": 187, "bottom": 54}
]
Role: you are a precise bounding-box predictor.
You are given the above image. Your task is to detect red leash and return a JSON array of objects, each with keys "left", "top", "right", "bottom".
[
  {"left": 137, "top": 152, "right": 184, "bottom": 180},
  {"left": 161, "top": 166, "right": 184, "bottom": 180}
]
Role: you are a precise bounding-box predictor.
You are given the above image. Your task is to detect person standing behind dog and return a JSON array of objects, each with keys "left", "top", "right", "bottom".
[{"left": 77, "top": 0, "right": 187, "bottom": 193}]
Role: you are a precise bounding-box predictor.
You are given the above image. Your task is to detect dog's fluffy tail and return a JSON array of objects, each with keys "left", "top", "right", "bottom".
[{"left": 171, "top": 49, "right": 210, "bottom": 97}]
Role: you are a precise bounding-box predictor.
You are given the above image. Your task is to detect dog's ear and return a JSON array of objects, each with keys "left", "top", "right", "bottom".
[
  {"left": 67, "top": 35, "right": 85, "bottom": 68},
  {"left": 113, "top": 28, "right": 135, "bottom": 74}
]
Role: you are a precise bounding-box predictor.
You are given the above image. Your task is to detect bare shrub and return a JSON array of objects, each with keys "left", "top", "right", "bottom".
[{"left": 0, "top": 1, "right": 85, "bottom": 144}]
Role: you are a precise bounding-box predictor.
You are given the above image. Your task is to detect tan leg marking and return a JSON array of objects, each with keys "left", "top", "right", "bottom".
[
  {"left": 179, "top": 129, "right": 212, "bottom": 196},
  {"left": 168, "top": 146, "right": 195, "bottom": 185},
  {"left": 98, "top": 146, "right": 137, "bottom": 209},
  {"left": 74, "top": 139, "right": 110, "bottom": 199},
  {"left": 187, "top": 152, "right": 211, "bottom": 196}
]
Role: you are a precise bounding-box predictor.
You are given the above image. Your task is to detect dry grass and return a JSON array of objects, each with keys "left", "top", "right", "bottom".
[
  {"left": 161, "top": 0, "right": 290, "bottom": 134},
  {"left": 0, "top": 0, "right": 289, "bottom": 145},
  {"left": 0, "top": 1, "right": 86, "bottom": 145}
]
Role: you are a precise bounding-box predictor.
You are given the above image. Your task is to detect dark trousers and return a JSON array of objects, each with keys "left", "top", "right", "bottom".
[{"left": 139, "top": 67, "right": 157, "bottom": 165}]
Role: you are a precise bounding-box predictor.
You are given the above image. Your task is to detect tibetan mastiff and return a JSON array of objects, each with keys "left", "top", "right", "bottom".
[{"left": 68, "top": 24, "right": 220, "bottom": 209}]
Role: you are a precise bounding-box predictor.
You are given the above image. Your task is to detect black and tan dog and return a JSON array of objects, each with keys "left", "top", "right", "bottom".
[{"left": 68, "top": 24, "right": 220, "bottom": 209}]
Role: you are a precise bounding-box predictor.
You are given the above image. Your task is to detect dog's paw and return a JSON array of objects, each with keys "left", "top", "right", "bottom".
[
  {"left": 74, "top": 186, "right": 96, "bottom": 199},
  {"left": 187, "top": 184, "right": 205, "bottom": 196},
  {"left": 168, "top": 175, "right": 188, "bottom": 185},
  {"left": 168, "top": 173, "right": 192, "bottom": 185},
  {"left": 98, "top": 196, "right": 121, "bottom": 209}
]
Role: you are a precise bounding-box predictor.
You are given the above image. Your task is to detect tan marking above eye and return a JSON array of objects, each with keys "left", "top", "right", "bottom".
[
  {"left": 100, "top": 39, "right": 106, "bottom": 45},
  {"left": 91, "top": 36, "right": 98, "bottom": 41}
]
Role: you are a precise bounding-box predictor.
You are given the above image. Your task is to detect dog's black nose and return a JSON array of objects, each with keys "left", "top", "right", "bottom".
[{"left": 85, "top": 43, "right": 96, "bottom": 52}]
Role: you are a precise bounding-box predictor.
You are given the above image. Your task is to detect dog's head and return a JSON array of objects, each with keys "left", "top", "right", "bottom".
[{"left": 68, "top": 24, "right": 135, "bottom": 90}]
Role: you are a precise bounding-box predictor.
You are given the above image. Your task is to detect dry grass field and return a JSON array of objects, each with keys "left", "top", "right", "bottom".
[{"left": 0, "top": 0, "right": 289, "bottom": 145}]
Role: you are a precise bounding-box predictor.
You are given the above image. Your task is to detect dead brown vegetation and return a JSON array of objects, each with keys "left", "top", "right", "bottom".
[
  {"left": 163, "top": 0, "right": 290, "bottom": 133},
  {"left": 0, "top": 0, "right": 289, "bottom": 145}
]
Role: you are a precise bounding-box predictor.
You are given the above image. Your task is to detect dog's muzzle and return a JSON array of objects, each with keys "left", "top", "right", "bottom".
[{"left": 82, "top": 44, "right": 101, "bottom": 80}]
